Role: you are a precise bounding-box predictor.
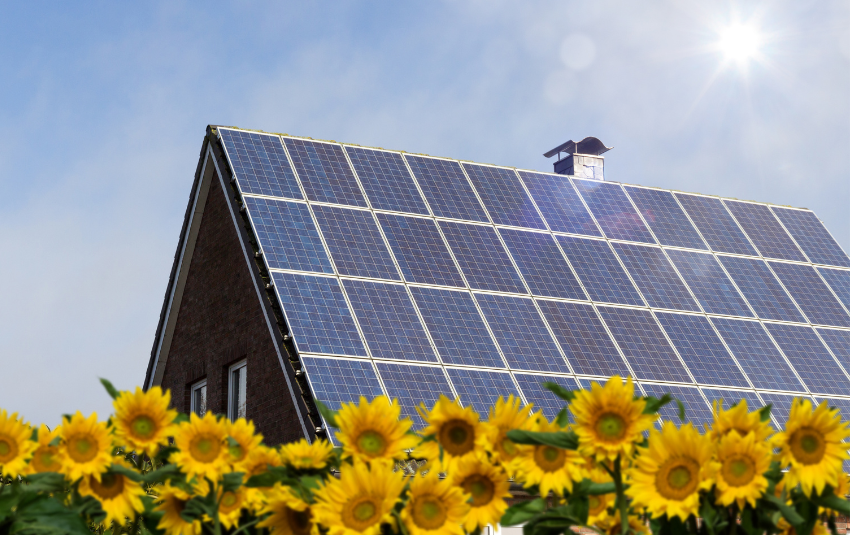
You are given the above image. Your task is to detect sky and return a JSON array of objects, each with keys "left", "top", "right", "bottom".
[{"left": 0, "top": 1, "right": 848, "bottom": 426}]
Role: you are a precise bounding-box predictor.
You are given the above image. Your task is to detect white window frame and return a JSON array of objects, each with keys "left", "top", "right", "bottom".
[
  {"left": 190, "top": 379, "right": 207, "bottom": 417},
  {"left": 228, "top": 359, "right": 247, "bottom": 421}
]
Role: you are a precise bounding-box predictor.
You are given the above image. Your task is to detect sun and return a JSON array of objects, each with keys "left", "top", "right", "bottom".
[{"left": 717, "top": 23, "right": 762, "bottom": 65}]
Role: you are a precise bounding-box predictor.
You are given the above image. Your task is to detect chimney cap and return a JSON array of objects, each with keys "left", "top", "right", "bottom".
[{"left": 544, "top": 137, "right": 612, "bottom": 158}]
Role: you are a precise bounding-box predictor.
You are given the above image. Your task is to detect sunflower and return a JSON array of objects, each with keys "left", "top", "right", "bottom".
[
  {"left": 775, "top": 398, "right": 850, "bottom": 497},
  {"left": 170, "top": 412, "right": 231, "bottom": 482},
  {"left": 513, "top": 416, "right": 584, "bottom": 497},
  {"left": 59, "top": 412, "right": 113, "bottom": 481},
  {"left": 778, "top": 518, "right": 828, "bottom": 535},
  {"left": 280, "top": 438, "right": 334, "bottom": 470},
  {"left": 242, "top": 444, "right": 283, "bottom": 479},
  {"left": 570, "top": 376, "right": 653, "bottom": 462},
  {"left": 112, "top": 386, "right": 178, "bottom": 457},
  {"left": 452, "top": 457, "right": 511, "bottom": 531},
  {"left": 401, "top": 469, "right": 469, "bottom": 535},
  {"left": 416, "top": 395, "right": 486, "bottom": 472},
  {"left": 258, "top": 484, "right": 315, "bottom": 535},
  {"left": 597, "top": 511, "right": 649, "bottom": 535},
  {"left": 336, "top": 396, "right": 417, "bottom": 465},
  {"left": 0, "top": 410, "right": 36, "bottom": 477},
  {"left": 709, "top": 399, "right": 774, "bottom": 443},
  {"left": 585, "top": 465, "right": 614, "bottom": 526},
  {"left": 482, "top": 395, "right": 533, "bottom": 474},
  {"left": 218, "top": 487, "right": 248, "bottom": 529},
  {"left": 712, "top": 429, "right": 770, "bottom": 508},
  {"left": 27, "top": 424, "right": 62, "bottom": 474},
  {"left": 313, "top": 461, "right": 404, "bottom": 535},
  {"left": 78, "top": 462, "right": 146, "bottom": 526},
  {"left": 155, "top": 483, "right": 202, "bottom": 535},
  {"left": 626, "top": 422, "right": 714, "bottom": 521},
  {"left": 226, "top": 418, "right": 263, "bottom": 470}
]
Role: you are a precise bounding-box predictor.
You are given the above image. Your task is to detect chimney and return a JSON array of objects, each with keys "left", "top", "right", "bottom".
[{"left": 543, "top": 137, "right": 612, "bottom": 180}]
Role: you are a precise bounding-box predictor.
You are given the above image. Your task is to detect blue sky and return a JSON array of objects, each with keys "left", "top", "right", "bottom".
[{"left": 1, "top": 1, "right": 848, "bottom": 425}]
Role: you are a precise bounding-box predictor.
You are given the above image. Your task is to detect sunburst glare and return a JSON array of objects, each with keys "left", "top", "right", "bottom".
[{"left": 717, "top": 23, "right": 763, "bottom": 66}]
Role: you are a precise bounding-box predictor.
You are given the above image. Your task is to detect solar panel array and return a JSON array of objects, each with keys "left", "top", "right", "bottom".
[{"left": 218, "top": 127, "right": 850, "bottom": 435}]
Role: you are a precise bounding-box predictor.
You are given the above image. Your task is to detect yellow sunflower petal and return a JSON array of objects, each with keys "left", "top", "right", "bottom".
[
  {"left": 709, "top": 398, "right": 774, "bottom": 443},
  {"left": 336, "top": 396, "right": 417, "bottom": 465},
  {"left": 155, "top": 483, "right": 203, "bottom": 535},
  {"left": 513, "top": 415, "right": 584, "bottom": 497},
  {"left": 402, "top": 469, "right": 469, "bottom": 535},
  {"left": 170, "top": 412, "right": 231, "bottom": 482},
  {"left": 27, "top": 424, "right": 62, "bottom": 474},
  {"left": 58, "top": 412, "right": 113, "bottom": 482},
  {"left": 258, "top": 484, "right": 315, "bottom": 535},
  {"left": 416, "top": 395, "right": 486, "bottom": 472},
  {"left": 226, "top": 418, "right": 263, "bottom": 470},
  {"left": 712, "top": 430, "right": 770, "bottom": 509},
  {"left": 113, "top": 386, "right": 178, "bottom": 457},
  {"left": 0, "top": 409, "right": 37, "bottom": 478},
  {"left": 279, "top": 438, "right": 334, "bottom": 470},
  {"left": 452, "top": 457, "right": 511, "bottom": 531},
  {"left": 483, "top": 395, "right": 533, "bottom": 475},
  {"left": 78, "top": 461, "right": 146, "bottom": 527}
]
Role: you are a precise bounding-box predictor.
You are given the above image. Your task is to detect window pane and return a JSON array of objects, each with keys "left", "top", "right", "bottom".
[
  {"left": 192, "top": 385, "right": 207, "bottom": 417},
  {"left": 231, "top": 366, "right": 247, "bottom": 421}
]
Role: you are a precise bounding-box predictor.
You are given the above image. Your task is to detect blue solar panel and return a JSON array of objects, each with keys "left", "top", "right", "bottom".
[
  {"left": 341, "top": 280, "right": 437, "bottom": 363},
  {"left": 611, "top": 243, "right": 700, "bottom": 311},
  {"left": 711, "top": 318, "right": 805, "bottom": 392},
  {"left": 243, "top": 197, "right": 333, "bottom": 273},
  {"left": 301, "top": 357, "right": 384, "bottom": 411},
  {"left": 675, "top": 194, "right": 758, "bottom": 256},
  {"left": 597, "top": 307, "right": 692, "bottom": 383},
  {"left": 572, "top": 179, "right": 656, "bottom": 243},
  {"left": 283, "top": 138, "right": 367, "bottom": 207},
  {"left": 536, "top": 300, "right": 630, "bottom": 377},
  {"left": 724, "top": 201, "right": 807, "bottom": 262},
  {"left": 439, "top": 222, "right": 526, "bottom": 293},
  {"left": 773, "top": 208, "right": 850, "bottom": 268},
  {"left": 718, "top": 256, "right": 805, "bottom": 323},
  {"left": 558, "top": 237, "right": 644, "bottom": 306},
  {"left": 765, "top": 323, "right": 848, "bottom": 396},
  {"left": 312, "top": 205, "right": 400, "bottom": 280},
  {"left": 474, "top": 293, "right": 568, "bottom": 373},
  {"left": 404, "top": 156, "right": 488, "bottom": 222},
  {"left": 814, "top": 397, "right": 850, "bottom": 423},
  {"left": 818, "top": 268, "right": 850, "bottom": 312},
  {"left": 517, "top": 171, "right": 601, "bottom": 236},
  {"left": 447, "top": 368, "right": 521, "bottom": 415},
  {"left": 408, "top": 287, "right": 503, "bottom": 368},
  {"left": 219, "top": 129, "right": 303, "bottom": 200},
  {"left": 758, "top": 393, "right": 813, "bottom": 424},
  {"left": 461, "top": 163, "right": 545, "bottom": 229},
  {"left": 700, "top": 388, "right": 763, "bottom": 411},
  {"left": 513, "top": 373, "right": 579, "bottom": 420},
  {"left": 345, "top": 147, "right": 429, "bottom": 215},
  {"left": 640, "top": 383, "right": 713, "bottom": 427},
  {"left": 655, "top": 312, "right": 749, "bottom": 387},
  {"left": 666, "top": 250, "right": 753, "bottom": 317},
  {"left": 817, "top": 328, "right": 850, "bottom": 372},
  {"left": 625, "top": 187, "right": 707, "bottom": 250},
  {"left": 499, "top": 229, "right": 585, "bottom": 300},
  {"left": 769, "top": 262, "right": 850, "bottom": 327},
  {"left": 376, "top": 362, "right": 454, "bottom": 429},
  {"left": 376, "top": 214, "right": 464, "bottom": 287},
  {"left": 272, "top": 272, "right": 366, "bottom": 357}
]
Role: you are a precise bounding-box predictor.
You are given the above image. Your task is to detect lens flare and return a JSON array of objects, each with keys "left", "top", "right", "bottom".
[{"left": 718, "top": 24, "right": 762, "bottom": 64}]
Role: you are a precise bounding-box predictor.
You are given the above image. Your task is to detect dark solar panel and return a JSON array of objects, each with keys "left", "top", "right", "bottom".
[
  {"left": 597, "top": 307, "right": 692, "bottom": 383},
  {"left": 439, "top": 222, "right": 526, "bottom": 293},
  {"left": 404, "top": 156, "right": 488, "bottom": 222},
  {"left": 447, "top": 368, "right": 521, "bottom": 415},
  {"left": 666, "top": 250, "right": 753, "bottom": 317},
  {"left": 499, "top": 229, "right": 586, "bottom": 300},
  {"left": 272, "top": 272, "right": 366, "bottom": 357},
  {"left": 558, "top": 237, "right": 644, "bottom": 306},
  {"left": 283, "top": 138, "right": 367, "bottom": 207},
  {"left": 700, "top": 388, "right": 764, "bottom": 411},
  {"left": 625, "top": 187, "right": 707, "bottom": 250},
  {"left": 769, "top": 262, "right": 850, "bottom": 328},
  {"left": 219, "top": 129, "right": 303, "bottom": 200},
  {"left": 312, "top": 205, "right": 400, "bottom": 280},
  {"left": 765, "top": 323, "right": 849, "bottom": 396},
  {"left": 773, "top": 208, "right": 850, "bottom": 268},
  {"left": 536, "top": 300, "right": 630, "bottom": 377},
  {"left": 376, "top": 214, "right": 464, "bottom": 287},
  {"left": 675, "top": 194, "right": 758, "bottom": 256},
  {"left": 243, "top": 197, "right": 333, "bottom": 273},
  {"left": 724, "top": 201, "right": 806, "bottom": 262},
  {"left": 572, "top": 179, "right": 656, "bottom": 243},
  {"left": 718, "top": 256, "right": 806, "bottom": 323},
  {"left": 461, "top": 163, "right": 545, "bottom": 229},
  {"left": 517, "top": 171, "right": 601, "bottom": 236},
  {"left": 758, "top": 393, "right": 813, "bottom": 424},
  {"left": 655, "top": 312, "right": 749, "bottom": 387},
  {"left": 817, "top": 328, "right": 850, "bottom": 372},
  {"left": 818, "top": 268, "right": 850, "bottom": 312},
  {"left": 513, "top": 373, "right": 578, "bottom": 420},
  {"left": 611, "top": 243, "right": 700, "bottom": 311},
  {"left": 711, "top": 318, "right": 805, "bottom": 392},
  {"left": 474, "top": 293, "right": 568, "bottom": 373},
  {"left": 301, "top": 357, "right": 384, "bottom": 411},
  {"left": 342, "top": 280, "right": 437, "bottom": 363},
  {"left": 376, "top": 362, "right": 454, "bottom": 429},
  {"left": 345, "top": 147, "right": 429, "bottom": 215},
  {"left": 640, "top": 383, "right": 713, "bottom": 428}
]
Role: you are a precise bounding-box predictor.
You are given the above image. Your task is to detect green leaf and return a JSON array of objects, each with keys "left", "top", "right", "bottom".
[
  {"left": 676, "top": 399, "right": 686, "bottom": 422},
  {"left": 643, "top": 394, "right": 673, "bottom": 415},
  {"left": 813, "top": 491, "right": 850, "bottom": 516},
  {"left": 245, "top": 471, "right": 280, "bottom": 488},
  {"left": 759, "top": 404, "right": 773, "bottom": 422},
  {"left": 109, "top": 463, "right": 145, "bottom": 483},
  {"left": 764, "top": 494, "right": 805, "bottom": 527},
  {"left": 99, "top": 378, "right": 121, "bottom": 400},
  {"left": 543, "top": 382, "right": 576, "bottom": 403},
  {"left": 315, "top": 399, "right": 339, "bottom": 428},
  {"left": 501, "top": 497, "right": 546, "bottom": 526},
  {"left": 221, "top": 472, "right": 244, "bottom": 492},
  {"left": 141, "top": 464, "right": 183, "bottom": 485},
  {"left": 20, "top": 472, "right": 67, "bottom": 493},
  {"left": 585, "top": 481, "right": 616, "bottom": 495},
  {"left": 226, "top": 436, "right": 240, "bottom": 449},
  {"left": 506, "top": 429, "right": 578, "bottom": 449},
  {"left": 555, "top": 408, "right": 570, "bottom": 428},
  {"left": 172, "top": 413, "right": 190, "bottom": 425}
]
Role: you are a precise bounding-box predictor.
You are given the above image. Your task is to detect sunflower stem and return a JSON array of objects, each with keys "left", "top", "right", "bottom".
[{"left": 614, "top": 455, "right": 630, "bottom": 535}]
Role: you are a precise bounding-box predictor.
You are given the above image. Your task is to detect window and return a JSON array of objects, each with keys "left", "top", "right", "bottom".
[
  {"left": 228, "top": 360, "right": 247, "bottom": 421},
  {"left": 190, "top": 380, "right": 207, "bottom": 417}
]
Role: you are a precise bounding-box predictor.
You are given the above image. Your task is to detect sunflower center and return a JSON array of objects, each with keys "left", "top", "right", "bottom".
[
  {"left": 595, "top": 413, "right": 626, "bottom": 442},
  {"left": 32, "top": 448, "right": 60, "bottom": 472},
  {"left": 220, "top": 491, "right": 242, "bottom": 514},
  {"left": 0, "top": 436, "right": 17, "bottom": 462},
  {"left": 790, "top": 427, "right": 826, "bottom": 465},
  {"left": 229, "top": 443, "right": 244, "bottom": 461},
  {"left": 357, "top": 430, "right": 387, "bottom": 456},
  {"left": 189, "top": 434, "right": 221, "bottom": 463},
  {"left": 131, "top": 416, "right": 156, "bottom": 439},
  {"left": 439, "top": 419, "right": 474, "bottom": 456},
  {"left": 462, "top": 474, "right": 496, "bottom": 507},
  {"left": 588, "top": 495, "right": 607, "bottom": 516},
  {"left": 67, "top": 435, "right": 98, "bottom": 463},
  {"left": 90, "top": 473, "right": 125, "bottom": 500},
  {"left": 534, "top": 445, "right": 566, "bottom": 472},
  {"left": 413, "top": 494, "right": 448, "bottom": 530},
  {"left": 500, "top": 436, "right": 517, "bottom": 457},
  {"left": 286, "top": 507, "right": 313, "bottom": 535},
  {"left": 722, "top": 455, "right": 756, "bottom": 487},
  {"left": 656, "top": 457, "right": 699, "bottom": 500},
  {"left": 343, "top": 497, "right": 380, "bottom": 530}
]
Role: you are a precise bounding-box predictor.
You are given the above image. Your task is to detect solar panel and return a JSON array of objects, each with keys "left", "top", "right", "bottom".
[
  {"left": 771, "top": 208, "right": 850, "bottom": 268},
  {"left": 312, "top": 205, "right": 400, "bottom": 280},
  {"left": 700, "top": 388, "right": 763, "bottom": 411},
  {"left": 818, "top": 268, "right": 850, "bottom": 312},
  {"left": 814, "top": 397, "right": 850, "bottom": 420},
  {"left": 345, "top": 147, "right": 429, "bottom": 215},
  {"left": 666, "top": 250, "right": 753, "bottom": 317},
  {"left": 675, "top": 194, "right": 758, "bottom": 256},
  {"left": 517, "top": 171, "right": 602, "bottom": 236},
  {"left": 769, "top": 262, "right": 850, "bottom": 328},
  {"left": 816, "top": 328, "right": 850, "bottom": 371},
  {"left": 447, "top": 368, "right": 521, "bottom": 415},
  {"left": 624, "top": 187, "right": 707, "bottom": 250},
  {"left": 758, "top": 392, "right": 813, "bottom": 424},
  {"left": 219, "top": 129, "right": 303, "bottom": 200},
  {"left": 438, "top": 222, "right": 526, "bottom": 293},
  {"left": 461, "top": 164, "right": 546, "bottom": 229},
  {"left": 498, "top": 229, "right": 586, "bottom": 300},
  {"left": 376, "top": 362, "right": 454, "bottom": 429},
  {"left": 283, "top": 138, "right": 367, "bottom": 207},
  {"left": 513, "top": 373, "right": 579, "bottom": 420},
  {"left": 376, "top": 214, "right": 464, "bottom": 287},
  {"left": 724, "top": 201, "right": 807, "bottom": 262},
  {"left": 301, "top": 357, "right": 384, "bottom": 411},
  {"left": 640, "top": 383, "right": 713, "bottom": 428},
  {"left": 572, "top": 179, "right": 656, "bottom": 243},
  {"left": 611, "top": 243, "right": 700, "bottom": 311},
  {"left": 765, "top": 323, "right": 849, "bottom": 396},
  {"left": 717, "top": 256, "right": 805, "bottom": 323},
  {"left": 558, "top": 237, "right": 644, "bottom": 306},
  {"left": 404, "top": 156, "right": 489, "bottom": 222}
]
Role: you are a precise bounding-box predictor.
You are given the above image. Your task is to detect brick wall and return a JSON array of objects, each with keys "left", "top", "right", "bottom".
[{"left": 159, "top": 174, "right": 304, "bottom": 445}]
